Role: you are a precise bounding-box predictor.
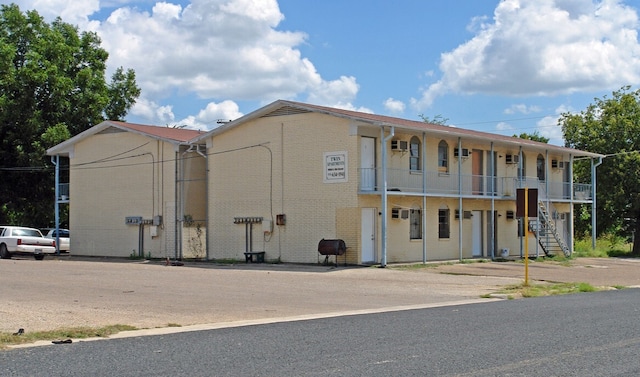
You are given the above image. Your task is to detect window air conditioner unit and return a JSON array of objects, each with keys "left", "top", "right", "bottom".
[
  {"left": 552, "top": 160, "right": 565, "bottom": 169},
  {"left": 454, "top": 148, "right": 470, "bottom": 158},
  {"left": 391, "top": 208, "right": 409, "bottom": 219},
  {"left": 506, "top": 154, "right": 520, "bottom": 164},
  {"left": 506, "top": 210, "right": 515, "bottom": 219},
  {"left": 391, "top": 140, "right": 408, "bottom": 151},
  {"left": 455, "top": 210, "right": 472, "bottom": 219}
]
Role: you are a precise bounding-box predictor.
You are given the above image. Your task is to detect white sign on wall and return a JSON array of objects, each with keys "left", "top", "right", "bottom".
[{"left": 324, "top": 151, "right": 348, "bottom": 183}]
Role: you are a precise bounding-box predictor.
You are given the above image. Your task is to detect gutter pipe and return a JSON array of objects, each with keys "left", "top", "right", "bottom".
[
  {"left": 380, "top": 125, "right": 395, "bottom": 267},
  {"left": 592, "top": 156, "right": 603, "bottom": 249}
]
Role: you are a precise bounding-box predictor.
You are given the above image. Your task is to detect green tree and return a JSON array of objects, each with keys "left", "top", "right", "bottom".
[
  {"left": 514, "top": 131, "right": 549, "bottom": 143},
  {"left": 560, "top": 86, "right": 640, "bottom": 255},
  {"left": 419, "top": 114, "right": 449, "bottom": 125},
  {"left": 106, "top": 67, "right": 141, "bottom": 121},
  {"left": 0, "top": 4, "right": 141, "bottom": 226}
]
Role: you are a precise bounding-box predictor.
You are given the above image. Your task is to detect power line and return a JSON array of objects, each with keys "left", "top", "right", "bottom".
[
  {"left": 0, "top": 166, "right": 50, "bottom": 172},
  {"left": 72, "top": 142, "right": 150, "bottom": 167}
]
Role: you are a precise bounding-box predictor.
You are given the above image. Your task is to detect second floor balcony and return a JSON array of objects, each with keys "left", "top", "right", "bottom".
[{"left": 359, "top": 168, "right": 592, "bottom": 201}]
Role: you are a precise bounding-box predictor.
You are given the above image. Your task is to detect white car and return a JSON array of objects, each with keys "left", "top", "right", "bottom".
[
  {"left": 43, "top": 228, "right": 70, "bottom": 253},
  {"left": 0, "top": 226, "right": 57, "bottom": 260}
]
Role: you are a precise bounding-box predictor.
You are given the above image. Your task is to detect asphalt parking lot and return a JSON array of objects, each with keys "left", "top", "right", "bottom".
[{"left": 1, "top": 256, "right": 639, "bottom": 335}]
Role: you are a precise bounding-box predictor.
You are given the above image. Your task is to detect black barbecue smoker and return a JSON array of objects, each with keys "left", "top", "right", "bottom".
[{"left": 317, "top": 238, "right": 347, "bottom": 266}]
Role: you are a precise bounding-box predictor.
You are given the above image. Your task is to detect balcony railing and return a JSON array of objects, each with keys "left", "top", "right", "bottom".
[{"left": 359, "top": 168, "right": 592, "bottom": 201}]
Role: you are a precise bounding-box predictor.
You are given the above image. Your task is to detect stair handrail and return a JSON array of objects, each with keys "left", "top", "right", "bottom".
[{"left": 537, "top": 200, "right": 571, "bottom": 257}]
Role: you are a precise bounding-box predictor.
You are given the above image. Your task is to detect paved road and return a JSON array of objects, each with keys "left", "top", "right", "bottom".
[
  {"left": 2, "top": 289, "right": 640, "bottom": 376},
  {"left": 1, "top": 256, "right": 639, "bottom": 336}
]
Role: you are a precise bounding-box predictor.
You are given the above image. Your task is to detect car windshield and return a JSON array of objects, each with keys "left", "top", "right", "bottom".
[{"left": 12, "top": 228, "right": 42, "bottom": 237}]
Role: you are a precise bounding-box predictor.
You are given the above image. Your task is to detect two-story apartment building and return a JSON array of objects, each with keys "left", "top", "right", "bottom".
[
  {"left": 47, "top": 100, "right": 603, "bottom": 265},
  {"left": 192, "top": 100, "right": 601, "bottom": 265}
]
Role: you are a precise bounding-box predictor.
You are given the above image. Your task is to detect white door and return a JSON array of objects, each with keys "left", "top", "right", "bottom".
[
  {"left": 361, "top": 137, "right": 376, "bottom": 191},
  {"left": 472, "top": 210, "right": 483, "bottom": 257},
  {"left": 361, "top": 208, "right": 376, "bottom": 263}
]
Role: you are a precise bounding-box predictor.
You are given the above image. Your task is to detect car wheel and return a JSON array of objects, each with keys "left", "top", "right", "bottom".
[
  {"left": 0, "top": 244, "right": 11, "bottom": 259},
  {"left": 34, "top": 254, "right": 45, "bottom": 260}
]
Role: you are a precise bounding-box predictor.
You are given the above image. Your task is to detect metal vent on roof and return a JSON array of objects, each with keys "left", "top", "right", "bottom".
[
  {"left": 261, "top": 106, "right": 312, "bottom": 118},
  {"left": 97, "top": 127, "right": 126, "bottom": 135}
]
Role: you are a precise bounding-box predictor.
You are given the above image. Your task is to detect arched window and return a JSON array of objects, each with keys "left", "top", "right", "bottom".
[
  {"left": 410, "top": 136, "right": 421, "bottom": 171},
  {"left": 438, "top": 140, "right": 448, "bottom": 172},
  {"left": 536, "top": 154, "right": 545, "bottom": 182}
]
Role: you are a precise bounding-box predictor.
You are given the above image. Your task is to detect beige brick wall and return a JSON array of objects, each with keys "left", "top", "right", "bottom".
[
  {"left": 207, "top": 113, "right": 359, "bottom": 263},
  {"left": 69, "top": 132, "right": 179, "bottom": 258},
  {"left": 374, "top": 196, "right": 543, "bottom": 262},
  {"left": 206, "top": 117, "right": 577, "bottom": 264}
]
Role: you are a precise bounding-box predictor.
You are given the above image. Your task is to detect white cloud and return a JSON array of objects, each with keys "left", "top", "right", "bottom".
[
  {"left": 131, "top": 97, "right": 243, "bottom": 130},
  {"left": 536, "top": 105, "right": 572, "bottom": 145},
  {"left": 18, "top": 0, "right": 100, "bottom": 25},
  {"left": 131, "top": 97, "right": 176, "bottom": 125},
  {"left": 151, "top": 2, "right": 182, "bottom": 20},
  {"left": 504, "top": 103, "right": 542, "bottom": 114},
  {"left": 414, "top": 0, "right": 640, "bottom": 109},
  {"left": 495, "top": 122, "right": 514, "bottom": 131},
  {"left": 383, "top": 98, "right": 406, "bottom": 114},
  {"left": 188, "top": 100, "right": 244, "bottom": 129},
  {"left": 96, "top": 0, "right": 360, "bottom": 112},
  {"left": 11, "top": 0, "right": 360, "bottom": 123},
  {"left": 131, "top": 95, "right": 240, "bottom": 131},
  {"left": 305, "top": 75, "right": 362, "bottom": 109}
]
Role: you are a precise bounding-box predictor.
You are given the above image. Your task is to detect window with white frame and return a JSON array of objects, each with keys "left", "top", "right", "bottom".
[
  {"left": 410, "top": 136, "right": 421, "bottom": 171},
  {"left": 438, "top": 140, "right": 448, "bottom": 172},
  {"left": 410, "top": 208, "right": 422, "bottom": 239}
]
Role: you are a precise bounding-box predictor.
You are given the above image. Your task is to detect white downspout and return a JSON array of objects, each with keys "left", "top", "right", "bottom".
[
  {"left": 51, "top": 155, "right": 61, "bottom": 255},
  {"left": 194, "top": 144, "right": 209, "bottom": 260},
  {"left": 422, "top": 132, "right": 427, "bottom": 263},
  {"left": 174, "top": 150, "right": 180, "bottom": 260},
  {"left": 380, "top": 125, "right": 394, "bottom": 267},
  {"left": 569, "top": 153, "right": 574, "bottom": 254},
  {"left": 458, "top": 137, "right": 463, "bottom": 261},
  {"left": 490, "top": 143, "right": 495, "bottom": 260},
  {"left": 592, "top": 156, "right": 603, "bottom": 249}
]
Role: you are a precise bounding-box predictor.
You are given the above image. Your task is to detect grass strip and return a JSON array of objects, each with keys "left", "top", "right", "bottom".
[{"left": 0, "top": 324, "right": 137, "bottom": 349}]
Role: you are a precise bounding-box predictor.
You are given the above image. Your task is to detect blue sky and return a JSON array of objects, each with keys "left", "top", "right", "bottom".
[{"left": 7, "top": 0, "right": 640, "bottom": 145}]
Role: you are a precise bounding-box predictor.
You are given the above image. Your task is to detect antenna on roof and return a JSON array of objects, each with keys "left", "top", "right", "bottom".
[{"left": 216, "top": 119, "right": 231, "bottom": 124}]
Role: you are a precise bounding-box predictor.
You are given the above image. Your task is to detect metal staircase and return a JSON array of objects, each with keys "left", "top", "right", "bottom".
[{"left": 528, "top": 201, "right": 571, "bottom": 257}]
